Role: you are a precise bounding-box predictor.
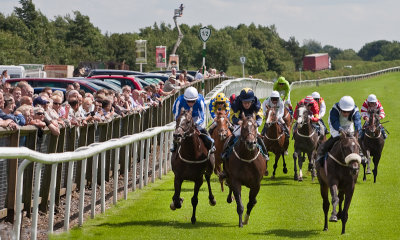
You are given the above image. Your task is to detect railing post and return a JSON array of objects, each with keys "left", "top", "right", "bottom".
[
  {"left": 76, "top": 125, "right": 88, "bottom": 191},
  {"left": 22, "top": 129, "right": 37, "bottom": 217},
  {"left": 6, "top": 129, "right": 20, "bottom": 223},
  {"left": 55, "top": 127, "right": 66, "bottom": 206}
]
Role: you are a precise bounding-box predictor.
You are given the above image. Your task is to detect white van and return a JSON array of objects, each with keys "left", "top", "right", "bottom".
[{"left": 0, "top": 65, "right": 26, "bottom": 78}]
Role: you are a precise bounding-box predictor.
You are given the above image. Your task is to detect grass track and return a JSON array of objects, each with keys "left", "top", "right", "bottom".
[{"left": 52, "top": 73, "right": 400, "bottom": 240}]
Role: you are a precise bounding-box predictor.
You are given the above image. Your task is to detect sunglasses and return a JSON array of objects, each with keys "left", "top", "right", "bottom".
[
  {"left": 53, "top": 102, "right": 62, "bottom": 105},
  {"left": 36, "top": 112, "right": 44, "bottom": 116},
  {"left": 271, "top": 97, "right": 279, "bottom": 101},
  {"left": 187, "top": 100, "right": 196, "bottom": 103}
]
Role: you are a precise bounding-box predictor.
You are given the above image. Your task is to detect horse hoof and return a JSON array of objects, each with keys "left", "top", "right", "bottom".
[
  {"left": 329, "top": 215, "right": 338, "bottom": 222},
  {"left": 294, "top": 175, "right": 298, "bottom": 181},
  {"left": 209, "top": 198, "right": 216, "bottom": 206},
  {"left": 271, "top": 175, "right": 275, "bottom": 179},
  {"left": 363, "top": 178, "right": 366, "bottom": 182},
  {"left": 264, "top": 170, "right": 269, "bottom": 176},
  {"left": 323, "top": 227, "right": 328, "bottom": 231},
  {"left": 243, "top": 213, "right": 249, "bottom": 225},
  {"left": 366, "top": 169, "right": 372, "bottom": 174},
  {"left": 191, "top": 217, "right": 196, "bottom": 224},
  {"left": 283, "top": 168, "right": 288, "bottom": 174},
  {"left": 170, "top": 202, "right": 176, "bottom": 211}
]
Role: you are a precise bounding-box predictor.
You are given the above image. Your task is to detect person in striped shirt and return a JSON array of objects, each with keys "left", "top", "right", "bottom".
[{"left": 360, "top": 94, "right": 387, "bottom": 139}]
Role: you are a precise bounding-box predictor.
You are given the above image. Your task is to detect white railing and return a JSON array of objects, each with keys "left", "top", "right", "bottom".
[{"left": 1, "top": 122, "right": 174, "bottom": 240}]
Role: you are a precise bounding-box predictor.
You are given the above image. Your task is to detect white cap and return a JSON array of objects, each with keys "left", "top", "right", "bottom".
[
  {"left": 367, "top": 94, "right": 377, "bottom": 103},
  {"left": 311, "top": 92, "right": 320, "bottom": 99},
  {"left": 270, "top": 91, "right": 280, "bottom": 98},
  {"left": 184, "top": 87, "right": 199, "bottom": 101},
  {"left": 339, "top": 96, "right": 355, "bottom": 111}
]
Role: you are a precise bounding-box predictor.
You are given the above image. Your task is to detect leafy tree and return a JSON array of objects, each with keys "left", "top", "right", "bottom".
[
  {"left": 336, "top": 49, "right": 362, "bottom": 60},
  {"left": 322, "top": 45, "right": 342, "bottom": 59},
  {"left": 358, "top": 40, "right": 391, "bottom": 61},
  {"left": 247, "top": 48, "right": 267, "bottom": 74},
  {"left": 302, "top": 39, "right": 322, "bottom": 54}
]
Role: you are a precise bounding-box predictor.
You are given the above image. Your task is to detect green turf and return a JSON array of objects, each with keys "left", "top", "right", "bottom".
[{"left": 51, "top": 73, "right": 400, "bottom": 240}]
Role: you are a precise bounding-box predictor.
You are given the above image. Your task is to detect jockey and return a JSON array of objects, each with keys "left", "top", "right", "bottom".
[
  {"left": 208, "top": 92, "right": 232, "bottom": 135},
  {"left": 221, "top": 88, "right": 269, "bottom": 160},
  {"left": 171, "top": 87, "right": 215, "bottom": 153},
  {"left": 316, "top": 96, "right": 362, "bottom": 165},
  {"left": 312, "top": 92, "right": 329, "bottom": 135},
  {"left": 293, "top": 95, "right": 321, "bottom": 134},
  {"left": 261, "top": 90, "right": 290, "bottom": 138},
  {"left": 273, "top": 76, "right": 293, "bottom": 115},
  {"left": 360, "top": 94, "right": 387, "bottom": 139}
]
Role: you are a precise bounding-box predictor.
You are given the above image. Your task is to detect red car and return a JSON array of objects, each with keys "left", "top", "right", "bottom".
[{"left": 86, "top": 75, "right": 142, "bottom": 91}]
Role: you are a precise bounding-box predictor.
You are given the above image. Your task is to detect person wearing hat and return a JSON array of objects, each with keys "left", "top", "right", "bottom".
[
  {"left": 262, "top": 91, "right": 290, "bottom": 139},
  {"left": 163, "top": 75, "right": 180, "bottom": 92},
  {"left": 293, "top": 95, "right": 321, "bottom": 135},
  {"left": 316, "top": 96, "right": 362, "bottom": 166},
  {"left": 360, "top": 94, "right": 387, "bottom": 140},
  {"left": 171, "top": 86, "right": 215, "bottom": 154},
  {"left": 221, "top": 88, "right": 269, "bottom": 161},
  {"left": 208, "top": 92, "right": 232, "bottom": 135},
  {"left": 311, "top": 92, "right": 328, "bottom": 135},
  {"left": 273, "top": 76, "right": 293, "bottom": 116}
]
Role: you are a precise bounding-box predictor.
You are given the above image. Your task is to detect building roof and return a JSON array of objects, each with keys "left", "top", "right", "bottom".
[{"left": 304, "top": 53, "right": 328, "bottom": 57}]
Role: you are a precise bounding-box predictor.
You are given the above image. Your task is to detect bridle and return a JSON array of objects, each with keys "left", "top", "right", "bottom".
[{"left": 364, "top": 111, "right": 381, "bottom": 139}]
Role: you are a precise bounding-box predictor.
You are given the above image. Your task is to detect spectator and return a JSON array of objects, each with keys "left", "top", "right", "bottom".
[
  {"left": 195, "top": 66, "right": 205, "bottom": 80},
  {"left": 163, "top": 76, "right": 180, "bottom": 92},
  {"left": 2, "top": 82, "right": 12, "bottom": 94},
  {"left": 94, "top": 99, "right": 105, "bottom": 121},
  {"left": 182, "top": 69, "right": 192, "bottom": 82},
  {"left": 66, "top": 97, "right": 85, "bottom": 126},
  {"left": 102, "top": 98, "right": 114, "bottom": 120},
  {"left": 131, "top": 90, "right": 145, "bottom": 111},
  {"left": 73, "top": 82, "right": 80, "bottom": 91},
  {"left": 66, "top": 84, "right": 74, "bottom": 92},
  {"left": 41, "top": 87, "right": 52, "bottom": 97},
  {"left": 15, "top": 104, "right": 32, "bottom": 126},
  {"left": 219, "top": 70, "right": 226, "bottom": 77},
  {"left": 32, "top": 106, "right": 60, "bottom": 136},
  {"left": 170, "top": 68, "right": 177, "bottom": 80},
  {"left": 52, "top": 90, "right": 65, "bottom": 102},
  {"left": 0, "top": 93, "right": 25, "bottom": 126},
  {"left": 1, "top": 70, "right": 10, "bottom": 85},
  {"left": 177, "top": 73, "right": 188, "bottom": 86},
  {"left": 157, "top": 82, "right": 174, "bottom": 96},
  {"left": 49, "top": 95, "right": 66, "bottom": 127},
  {"left": 18, "top": 82, "right": 34, "bottom": 98},
  {"left": 20, "top": 96, "right": 33, "bottom": 106},
  {"left": 82, "top": 97, "right": 93, "bottom": 116},
  {"left": 12, "top": 87, "right": 22, "bottom": 108}
]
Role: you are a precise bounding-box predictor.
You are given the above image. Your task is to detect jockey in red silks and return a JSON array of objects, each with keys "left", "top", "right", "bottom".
[{"left": 360, "top": 94, "right": 387, "bottom": 139}]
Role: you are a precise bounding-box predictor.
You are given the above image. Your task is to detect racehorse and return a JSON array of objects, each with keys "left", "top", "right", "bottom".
[
  {"left": 170, "top": 108, "right": 216, "bottom": 224},
  {"left": 292, "top": 103, "right": 320, "bottom": 181},
  {"left": 210, "top": 110, "right": 232, "bottom": 191},
  {"left": 283, "top": 107, "right": 293, "bottom": 132},
  {"left": 316, "top": 130, "right": 361, "bottom": 234},
  {"left": 360, "top": 109, "right": 385, "bottom": 183},
  {"left": 262, "top": 106, "right": 289, "bottom": 179},
  {"left": 224, "top": 113, "right": 267, "bottom": 227}
]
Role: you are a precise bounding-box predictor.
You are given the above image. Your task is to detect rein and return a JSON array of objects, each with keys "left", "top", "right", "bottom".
[
  {"left": 177, "top": 145, "right": 208, "bottom": 164},
  {"left": 328, "top": 152, "right": 347, "bottom": 167},
  {"left": 233, "top": 145, "right": 260, "bottom": 163},
  {"left": 296, "top": 128, "right": 316, "bottom": 138}
]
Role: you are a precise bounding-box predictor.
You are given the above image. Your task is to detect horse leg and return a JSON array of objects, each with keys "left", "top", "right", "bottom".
[
  {"left": 341, "top": 186, "right": 355, "bottom": 234},
  {"left": 232, "top": 181, "right": 244, "bottom": 227},
  {"left": 320, "top": 181, "right": 330, "bottom": 231},
  {"left": 170, "top": 176, "right": 184, "bottom": 210},
  {"left": 191, "top": 178, "right": 203, "bottom": 224},
  {"left": 298, "top": 153, "right": 304, "bottom": 182},
  {"left": 373, "top": 155, "right": 380, "bottom": 183},
  {"left": 227, "top": 187, "right": 233, "bottom": 203},
  {"left": 293, "top": 151, "right": 298, "bottom": 180},
  {"left": 243, "top": 184, "right": 260, "bottom": 225},
  {"left": 337, "top": 190, "right": 344, "bottom": 220},
  {"left": 308, "top": 152, "right": 316, "bottom": 181},
  {"left": 366, "top": 150, "right": 372, "bottom": 174},
  {"left": 205, "top": 170, "right": 216, "bottom": 206},
  {"left": 329, "top": 182, "right": 339, "bottom": 222},
  {"left": 362, "top": 160, "right": 367, "bottom": 182},
  {"left": 272, "top": 154, "right": 279, "bottom": 179},
  {"left": 282, "top": 154, "right": 288, "bottom": 174}
]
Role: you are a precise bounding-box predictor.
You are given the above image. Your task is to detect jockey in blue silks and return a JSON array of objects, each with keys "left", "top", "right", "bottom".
[
  {"left": 172, "top": 86, "right": 215, "bottom": 153},
  {"left": 316, "top": 96, "right": 362, "bottom": 166}
]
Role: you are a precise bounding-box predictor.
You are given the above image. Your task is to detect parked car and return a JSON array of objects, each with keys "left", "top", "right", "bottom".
[
  {"left": 6, "top": 78, "right": 103, "bottom": 94},
  {"left": 86, "top": 75, "right": 142, "bottom": 90},
  {"left": 81, "top": 79, "right": 122, "bottom": 93},
  {"left": 33, "top": 87, "right": 66, "bottom": 95},
  {"left": 87, "top": 69, "right": 145, "bottom": 77}
]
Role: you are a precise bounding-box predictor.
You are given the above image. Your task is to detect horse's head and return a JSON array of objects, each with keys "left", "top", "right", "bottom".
[
  {"left": 365, "top": 109, "right": 380, "bottom": 137},
  {"left": 265, "top": 106, "right": 277, "bottom": 128},
  {"left": 296, "top": 103, "right": 309, "bottom": 128},
  {"left": 174, "top": 108, "right": 195, "bottom": 144},
  {"left": 240, "top": 112, "right": 258, "bottom": 151},
  {"left": 215, "top": 111, "right": 230, "bottom": 141},
  {"left": 338, "top": 130, "right": 361, "bottom": 176}
]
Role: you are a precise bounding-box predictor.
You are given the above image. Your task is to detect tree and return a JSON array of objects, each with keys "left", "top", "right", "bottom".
[
  {"left": 247, "top": 48, "right": 267, "bottom": 74},
  {"left": 358, "top": 40, "right": 391, "bottom": 61},
  {"left": 302, "top": 39, "right": 322, "bottom": 54},
  {"left": 336, "top": 49, "right": 362, "bottom": 60}
]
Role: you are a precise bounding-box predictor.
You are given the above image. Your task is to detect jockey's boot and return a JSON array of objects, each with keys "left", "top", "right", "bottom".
[
  {"left": 381, "top": 126, "right": 387, "bottom": 139},
  {"left": 170, "top": 142, "right": 177, "bottom": 152},
  {"left": 257, "top": 136, "right": 269, "bottom": 161},
  {"left": 221, "top": 136, "right": 235, "bottom": 161},
  {"left": 200, "top": 129, "right": 216, "bottom": 153},
  {"left": 316, "top": 136, "right": 339, "bottom": 166},
  {"left": 261, "top": 125, "right": 267, "bottom": 136}
]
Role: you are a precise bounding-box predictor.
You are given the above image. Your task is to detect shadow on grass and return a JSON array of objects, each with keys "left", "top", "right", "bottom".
[
  {"left": 152, "top": 188, "right": 207, "bottom": 192},
  {"left": 250, "top": 228, "right": 319, "bottom": 238},
  {"left": 96, "top": 219, "right": 232, "bottom": 229}
]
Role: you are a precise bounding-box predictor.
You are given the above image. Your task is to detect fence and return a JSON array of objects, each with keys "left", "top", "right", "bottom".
[{"left": 0, "top": 66, "right": 398, "bottom": 239}]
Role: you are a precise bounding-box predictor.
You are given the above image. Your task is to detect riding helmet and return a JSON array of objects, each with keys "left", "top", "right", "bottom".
[
  {"left": 339, "top": 96, "right": 355, "bottom": 111},
  {"left": 184, "top": 87, "right": 199, "bottom": 101},
  {"left": 367, "top": 94, "right": 377, "bottom": 103},
  {"left": 239, "top": 88, "right": 255, "bottom": 102}
]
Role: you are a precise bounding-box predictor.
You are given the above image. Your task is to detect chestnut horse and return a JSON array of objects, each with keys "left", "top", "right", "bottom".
[
  {"left": 316, "top": 131, "right": 361, "bottom": 234},
  {"left": 293, "top": 104, "right": 320, "bottom": 181},
  {"left": 210, "top": 111, "right": 232, "bottom": 191},
  {"left": 262, "top": 106, "right": 289, "bottom": 178},
  {"left": 170, "top": 108, "right": 216, "bottom": 224},
  {"left": 224, "top": 113, "right": 267, "bottom": 227},
  {"left": 283, "top": 107, "right": 293, "bottom": 132},
  {"left": 360, "top": 109, "right": 385, "bottom": 183}
]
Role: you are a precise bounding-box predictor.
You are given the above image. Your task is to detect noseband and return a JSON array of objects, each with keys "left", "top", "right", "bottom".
[{"left": 328, "top": 136, "right": 360, "bottom": 169}]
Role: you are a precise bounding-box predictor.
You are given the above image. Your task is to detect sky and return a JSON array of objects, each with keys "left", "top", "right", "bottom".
[{"left": 2, "top": 0, "right": 399, "bottom": 51}]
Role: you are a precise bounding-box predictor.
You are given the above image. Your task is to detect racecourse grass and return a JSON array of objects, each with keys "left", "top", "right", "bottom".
[{"left": 51, "top": 73, "right": 400, "bottom": 240}]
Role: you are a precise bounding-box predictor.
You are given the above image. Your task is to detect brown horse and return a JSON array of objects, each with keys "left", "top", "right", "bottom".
[
  {"left": 170, "top": 108, "right": 216, "bottom": 224},
  {"left": 224, "top": 113, "right": 267, "bottom": 227},
  {"left": 283, "top": 107, "right": 293, "bottom": 132},
  {"left": 316, "top": 131, "right": 361, "bottom": 234},
  {"left": 360, "top": 110, "right": 385, "bottom": 183},
  {"left": 210, "top": 111, "right": 232, "bottom": 191},
  {"left": 262, "top": 106, "right": 289, "bottom": 178},
  {"left": 293, "top": 104, "right": 320, "bottom": 181}
]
